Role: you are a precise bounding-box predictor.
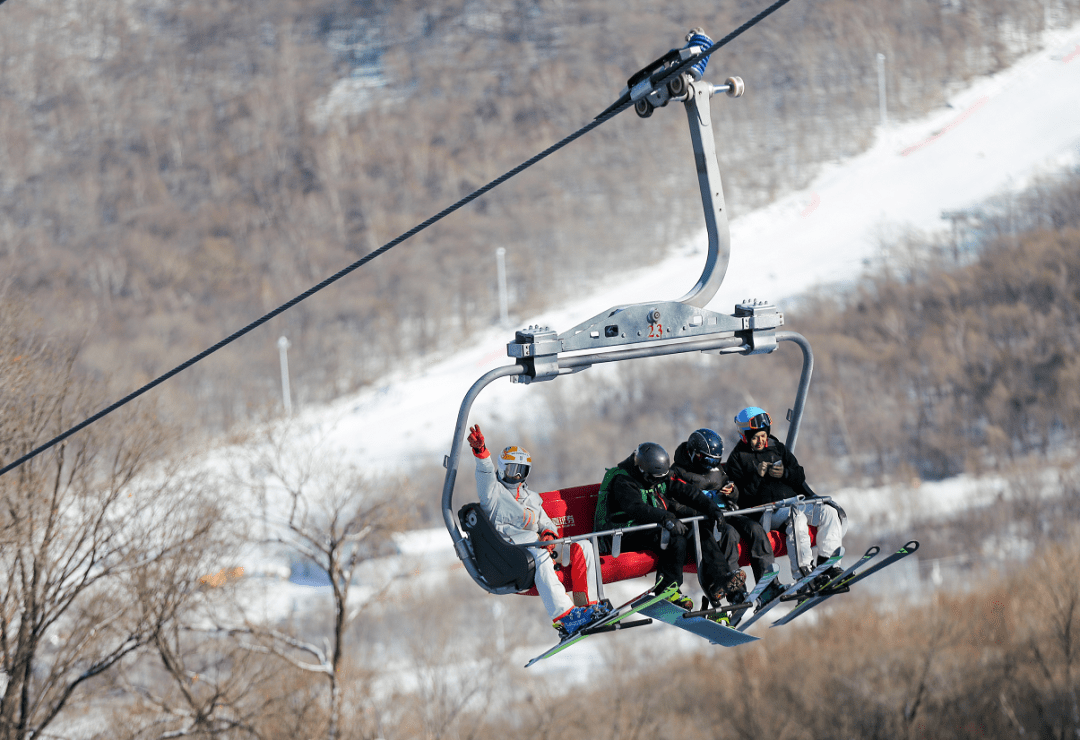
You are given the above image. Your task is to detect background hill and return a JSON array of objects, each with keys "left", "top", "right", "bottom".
[
  {"left": 2, "top": 0, "right": 1077, "bottom": 434},
  {"left": 4, "top": 2, "right": 1080, "bottom": 739}
]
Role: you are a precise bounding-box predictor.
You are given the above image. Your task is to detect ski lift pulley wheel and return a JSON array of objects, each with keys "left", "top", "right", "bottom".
[
  {"left": 667, "top": 74, "right": 689, "bottom": 98},
  {"left": 726, "top": 76, "right": 745, "bottom": 98}
]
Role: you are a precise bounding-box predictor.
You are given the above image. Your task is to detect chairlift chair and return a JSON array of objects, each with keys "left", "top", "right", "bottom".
[{"left": 442, "top": 36, "right": 817, "bottom": 602}]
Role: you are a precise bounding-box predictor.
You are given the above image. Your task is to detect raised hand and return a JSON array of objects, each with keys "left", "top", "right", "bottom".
[{"left": 467, "top": 424, "right": 487, "bottom": 457}]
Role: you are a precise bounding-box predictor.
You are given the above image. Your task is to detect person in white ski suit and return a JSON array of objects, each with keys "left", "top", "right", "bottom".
[{"left": 467, "top": 424, "right": 605, "bottom": 635}]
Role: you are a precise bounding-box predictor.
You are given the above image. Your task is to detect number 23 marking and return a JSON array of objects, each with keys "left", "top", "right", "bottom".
[{"left": 648, "top": 322, "right": 663, "bottom": 338}]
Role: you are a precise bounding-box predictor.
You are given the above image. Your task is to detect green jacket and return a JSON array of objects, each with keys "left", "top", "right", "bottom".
[{"left": 595, "top": 463, "right": 665, "bottom": 533}]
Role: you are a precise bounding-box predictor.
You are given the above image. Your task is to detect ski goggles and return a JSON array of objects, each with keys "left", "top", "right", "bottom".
[
  {"left": 638, "top": 466, "right": 669, "bottom": 484},
  {"left": 737, "top": 411, "right": 771, "bottom": 432},
  {"left": 692, "top": 451, "right": 722, "bottom": 469},
  {"left": 502, "top": 463, "right": 530, "bottom": 482}
]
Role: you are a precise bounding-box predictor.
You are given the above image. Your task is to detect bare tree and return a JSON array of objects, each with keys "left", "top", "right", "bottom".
[
  {"left": 0, "top": 308, "right": 226, "bottom": 740},
  {"left": 1022, "top": 534, "right": 1080, "bottom": 739},
  {"left": 112, "top": 622, "right": 277, "bottom": 739},
  {"left": 228, "top": 425, "right": 408, "bottom": 740}
]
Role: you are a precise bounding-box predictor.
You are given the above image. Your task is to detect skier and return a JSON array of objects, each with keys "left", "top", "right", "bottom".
[
  {"left": 594, "top": 442, "right": 747, "bottom": 612},
  {"left": 724, "top": 407, "right": 847, "bottom": 589},
  {"left": 670, "top": 428, "right": 787, "bottom": 612},
  {"left": 466, "top": 424, "right": 607, "bottom": 638}
]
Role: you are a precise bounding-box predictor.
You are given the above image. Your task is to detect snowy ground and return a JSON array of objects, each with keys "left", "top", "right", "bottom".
[
  {"left": 194, "top": 21, "right": 1080, "bottom": 681},
  {"left": 256, "top": 21, "right": 1080, "bottom": 477}
]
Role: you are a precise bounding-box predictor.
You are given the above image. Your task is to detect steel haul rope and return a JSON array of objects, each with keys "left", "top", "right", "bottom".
[{"left": 0, "top": 0, "right": 795, "bottom": 479}]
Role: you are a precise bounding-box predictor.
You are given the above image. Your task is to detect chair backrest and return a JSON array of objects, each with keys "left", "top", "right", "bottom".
[
  {"left": 538, "top": 484, "right": 601, "bottom": 538},
  {"left": 458, "top": 503, "right": 536, "bottom": 591}
]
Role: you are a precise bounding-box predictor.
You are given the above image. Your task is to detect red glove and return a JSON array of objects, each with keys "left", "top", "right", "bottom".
[
  {"left": 540, "top": 530, "right": 557, "bottom": 554},
  {"left": 467, "top": 424, "right": 488, "bottom": 458}
]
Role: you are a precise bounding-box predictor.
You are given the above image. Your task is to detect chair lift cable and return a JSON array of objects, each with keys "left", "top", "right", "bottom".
[{"left": 0, "top": 0, "right": 795, "bottom": 480}]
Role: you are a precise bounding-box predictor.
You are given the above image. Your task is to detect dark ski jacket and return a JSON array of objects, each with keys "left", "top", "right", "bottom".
[
  {"left": 670, "top": 441, "right": 739, "bottom": 510},
  {"left": 724, "top": 434, "right": 813, "bottom": 510},
  {"left": 594, "top": 453, "right": 719, "bottom": 534}
]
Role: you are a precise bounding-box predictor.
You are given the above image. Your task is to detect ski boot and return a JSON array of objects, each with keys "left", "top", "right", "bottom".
[
  {"left": 796, "top": 565, "right": 818, "bottom": 596},
  {"left": 757, "top": 578, "right": 787, "bottom": 608},
  {"left": 812, "top": 565, "right": 845, "bottom": 592},
  {"left": 722, "top": 571, "right": 749, "bottom": 627},
  {"left": 707, "top": 571, "right": 748, "bottom": 626},
  {"left": 666, "top": 589, "right": 695, "bottom": 610},
  {"left": 552, "top": 605, "right": 598, "bottom": 639}
]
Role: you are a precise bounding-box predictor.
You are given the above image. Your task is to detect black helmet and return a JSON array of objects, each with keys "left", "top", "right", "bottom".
[
  {"left": 634, "top": 442, "right": 671, "bottom": 483},
  {"left": 687, "top": 428, "right": 724, "bottom": 470}
]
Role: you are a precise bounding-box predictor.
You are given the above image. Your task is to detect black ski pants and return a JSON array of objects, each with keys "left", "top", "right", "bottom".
[
  {"left": 621, "top": 520, "right": 734, "bottom": 598},
  {"left": 726, "top": 514, "right": 775, "bottom": 582}
]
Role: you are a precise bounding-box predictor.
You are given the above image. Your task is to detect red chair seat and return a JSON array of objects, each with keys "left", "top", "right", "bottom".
[{"left": 520, "top": 483, "right": 816, "bottom": 595}]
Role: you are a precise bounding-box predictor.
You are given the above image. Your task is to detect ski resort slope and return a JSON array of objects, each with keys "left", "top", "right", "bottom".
[
  {"left": 301, "top": 22, "right": 1080, "bottom": 476},
  {"left": 721, "top": 30, "right": 1080, "bottom": 306},
  {"left": 209, "top": 24, "right": 1080, "bottom": 682}
]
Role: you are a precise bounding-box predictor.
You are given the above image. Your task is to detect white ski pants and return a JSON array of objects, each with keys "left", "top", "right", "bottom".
[
  {"left": 766, "top": 501, "right": 845, "bottom": 575},
  {"left": 532, "top": 541, "right": 600, "bottom": 620}
]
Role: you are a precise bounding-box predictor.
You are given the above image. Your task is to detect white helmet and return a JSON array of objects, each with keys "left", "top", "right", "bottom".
[{"left": 497, "top": 445, "right": 532, "bottom": 484}]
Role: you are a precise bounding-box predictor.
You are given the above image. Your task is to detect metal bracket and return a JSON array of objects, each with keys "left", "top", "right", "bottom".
[
  {"left": 506, "top": 325, "right": 561, "bottom": 384},
  {"left": 735, "top": 299, "right": 782, "bottom": 355},
  {"left": 507, "top": 76, "right": 782, "bottom": 362}
]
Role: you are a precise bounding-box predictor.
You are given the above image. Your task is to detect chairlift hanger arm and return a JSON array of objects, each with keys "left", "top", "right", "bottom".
[{"left": 443, "top": 27, "right": 816, "bottom": 595}]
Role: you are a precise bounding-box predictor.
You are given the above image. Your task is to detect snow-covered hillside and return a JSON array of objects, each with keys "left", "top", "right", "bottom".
[
  {"left": 260, "top": 22, "right": 1080, "bottom": 478},
  {"left": 201, "top": 22, "right": 1080, "bottom": 675}
]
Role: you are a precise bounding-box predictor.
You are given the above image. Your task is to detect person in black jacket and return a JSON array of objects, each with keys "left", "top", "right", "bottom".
[
  {"left": 595, "top": 442, "right": 747, "bottom": 611},
  {"left": 725, "top": 407, "right": 845, "bottom": 586},
  {"left": 670, "top": 428, "right": 784, "bottom": 609}
]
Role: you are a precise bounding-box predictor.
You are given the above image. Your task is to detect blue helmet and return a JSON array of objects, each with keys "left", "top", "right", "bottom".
[
  {"left": 735, "top": 407, "right": 771, "bottom": 444},
  {"left": 687, "top": 428, "right": 724, "bottom": 470}
]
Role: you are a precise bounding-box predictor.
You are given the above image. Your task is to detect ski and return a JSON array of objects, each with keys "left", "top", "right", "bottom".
[
  {"left": 685, "top": 566, "right": 779, "bottom": 621},
  {"left": 769, "top": 545, "right": 880, "bottom": 627},
  {"left": 770, "top": 540, "right": 920, "bottom": 627},
  {"left": 745, "top": 564, "right": 781, "bottom": 605},
  {"left": 524, "top": 583, "right": 677, "bottom": 668},
  {"left": 638, "top": 597, "right": 760, "bottom": 647},
  {"left": 727, "top": 564, "right": 783, "bottom": 628},
  {"left": 737, "top": 547, "right": 844, "bottom": 632}
]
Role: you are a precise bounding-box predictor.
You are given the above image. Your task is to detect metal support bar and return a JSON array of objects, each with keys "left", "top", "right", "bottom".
[
  {"left": 693, "top": 518, "right": 703, "bottom": 569},
  {"left": 776, "top": 331, "right": 814, "bottom": 453},
  {"left": 677, "top": 79, "right": 731, "bottom": 307},
  {"left": 441, "top": 363, "right": 526, "bottom": 594}
]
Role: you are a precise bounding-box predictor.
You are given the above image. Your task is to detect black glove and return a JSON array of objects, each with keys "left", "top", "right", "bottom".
[
  {"left": 662, "top": 515, "right": 688, "bottom": 537},
  {"left": 708, "top": 503, "right": 726, "bottom": 522}
]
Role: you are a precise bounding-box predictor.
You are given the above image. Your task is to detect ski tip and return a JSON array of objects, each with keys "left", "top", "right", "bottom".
[
  {"left": 903, "top": 540, "right": 920, "bottom": 552},
  {"left": 865, "top": 545, "right": 881, "bottom": 557}
]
